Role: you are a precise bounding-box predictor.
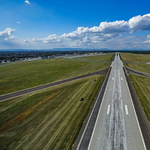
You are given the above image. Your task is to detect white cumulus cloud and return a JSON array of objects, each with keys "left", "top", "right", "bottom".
[
  {"left": 61, "top": 27, "right": 89, "bottom": 40},
  {"left": 3, "top": 13, "right": 150, "bottom": 49},
  {"left": 32, "top": 34, "right": 62, "bottom": 43},
  {"left": 143, "top": 34, "right": 150, "bottom": 43},
  {"left": 23, "top": 13, "right": 150, "bottom": 48},
  {"left": 129, "top": 13, "right": 150, "bottom": 32},
  {"left": 89, "top": 20, "right": 129, "bottom": 34},
  {"left": 147, "top": 35, "right": 150, "bottom": 39},
  {"left": 0, "top": 28, "right": 15, "bottom": 40},
  {"left": 25, "top": 0, "right": 31, "bottom": 4},
  {"left": 0, "top": 28, "right": 17, "bottom": 47},
  {"left": 60, "top": 20, "right": 128, "bottom": 42}
]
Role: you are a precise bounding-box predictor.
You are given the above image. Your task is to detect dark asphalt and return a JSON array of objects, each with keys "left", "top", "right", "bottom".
[
  {"left": 123, "top": 61, "right": 149, "bottom": 64},
  {"left": 0, "top": 67, "right": 109, "bottom": 102},
  {"left": 73, "top": 67, "right": 111, "bottom": 150},
  {"left": 73, "top": 56, "right": 150, "bottom": 150},
  {"left": 125, "top": 66, "right": 150, "bottom": 78}
]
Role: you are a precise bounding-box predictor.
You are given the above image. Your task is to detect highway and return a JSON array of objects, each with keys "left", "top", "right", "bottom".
[
  {"left": 1, "top": 53, "right": 148, "bottom": 149},
  {"left": 75, "top": 54, "right": 146, "bottom": 150}
]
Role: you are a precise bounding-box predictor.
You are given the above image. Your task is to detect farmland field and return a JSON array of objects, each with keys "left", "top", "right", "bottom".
[
  {"left": 0, "top": 56, "right": 111, "bottom": 95},
  {"left": 129, "top": 75, "right": 150, "bottom": 123},
  {"left": 0, "top": 75, "right": 104, "bottom": 150}
]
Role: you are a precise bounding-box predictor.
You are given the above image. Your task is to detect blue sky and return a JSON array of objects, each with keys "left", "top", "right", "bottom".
[{"left": 1, "top": 0, "right": 150, "bottom": 49}]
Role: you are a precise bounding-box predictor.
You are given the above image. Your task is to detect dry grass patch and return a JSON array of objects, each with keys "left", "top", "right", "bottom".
[
  {"left": 129, "top": 74, "right": 150, "bottom": 123},
  {"left": 0, "top": 75, "right": 104, "bottom": 149}
]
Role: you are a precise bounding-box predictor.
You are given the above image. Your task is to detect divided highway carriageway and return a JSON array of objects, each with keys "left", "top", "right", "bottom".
[{"left": 75, "top": 54, "right": 147, "bottom": 150}]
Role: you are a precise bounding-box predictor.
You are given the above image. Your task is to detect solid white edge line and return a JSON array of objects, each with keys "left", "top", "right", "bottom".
[
  {"left": 125, "top": 105, "right": 129, "bottom": 115},
  {"left": 121, "top": 77, "right": 123, "bottom": 80},
  {"left": 87, "top": 71, "right": 111, "bottom": 150},
  {"left": 107, "top": 105, "right": 110, "bottom": 114},
  {"left": 76, "top": 73, "right": 109, "bottom": 150},
  {"left": 112, "top": 77, "right": 114, "bottom": 80},
  {"left": 124, "top": 70, "right": 147, "bottom": 150}
]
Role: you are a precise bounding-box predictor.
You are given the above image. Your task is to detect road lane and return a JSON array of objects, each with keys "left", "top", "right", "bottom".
[
  {"left": 0, "top": 68, "right": 108, "bottom": 102},
  {"left": 87, "top": 54, "right": 146, "bottom": 150},
  {"left": 125, "top": 66, "right": 150, "bottom": 78}
]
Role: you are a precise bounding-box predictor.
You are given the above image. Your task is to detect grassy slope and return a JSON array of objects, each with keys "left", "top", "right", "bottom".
[
  {"left": 0, "top": 57, "right": 111, "bottom": 95},
  {"left": 129, "top": 75, "right": 150, "bottom": 122},
  {"left": 0, "top": 75, "right": 104, "bottom": 150},
  {"left": 77, "top": 53, "right": 114, "bottom": 61}
]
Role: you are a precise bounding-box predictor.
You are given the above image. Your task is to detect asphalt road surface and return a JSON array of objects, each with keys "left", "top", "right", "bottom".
[
  {"left": 125, "top": 66, "right": 150, "bottom": 78},
  {"left": 76, "top": 54, "right": 146, "bottom": 150}
]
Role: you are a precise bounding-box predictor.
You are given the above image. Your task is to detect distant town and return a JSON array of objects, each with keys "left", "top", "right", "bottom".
[
  {"left": 0, "top": 49, "right": 150, "bottom": 64},
  {"left": 0, "top": 50, "right": 106, "bottom": 64}
]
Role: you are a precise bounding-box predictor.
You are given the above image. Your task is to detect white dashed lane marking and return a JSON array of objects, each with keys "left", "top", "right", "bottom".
[
  {"left": 107, "top": 105, "right": 110, "bottom": 114},
  {"left": 125, "top": 105, "right": 129, "bottom": 115}
]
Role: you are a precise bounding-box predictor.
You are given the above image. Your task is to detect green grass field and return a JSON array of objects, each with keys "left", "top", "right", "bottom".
[
  {"left": 129, "top": 75, "right": 150, "bottom": 123},
  {"left": 120, "top": 53, "right": 150, "bottom": 74},
  {"left": 120, "top": 53, "right": 150, "bottom": 62},
  {"left": 76, "top": 53, "right": 114, "bottom": 61},
  {"left": 125, "top": 63, "right": 150, "bottom": 74},
  {"left": 0, "top": 75, "right": 104, "bottom": 150},
  {"left": 121, "top": 53, "right": 150, "bottom": 122},
  {"left": 0, "top": 57, "right": 111, "bottom": 95}
]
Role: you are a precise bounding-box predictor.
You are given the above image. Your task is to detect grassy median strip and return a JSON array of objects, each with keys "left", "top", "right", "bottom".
[
  {"left": 0, "top": 58, "right": 110, "bottom": 95},
  {"left": 129, "top": 74, "right": 150, "bottom": 123},
  {"left": 0, "top": 75, "right": 104, "bottom": 150}
]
